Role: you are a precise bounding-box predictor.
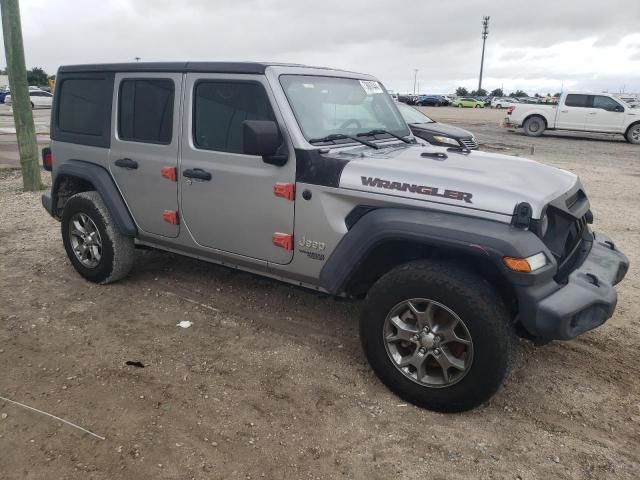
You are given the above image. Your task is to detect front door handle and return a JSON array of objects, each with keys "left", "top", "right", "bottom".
[
  {"left": 183, "top": 168, "right": 212, "bottom": 181},
  {"left": 114, "top": 158, "right": 138, "bottom": 169}
]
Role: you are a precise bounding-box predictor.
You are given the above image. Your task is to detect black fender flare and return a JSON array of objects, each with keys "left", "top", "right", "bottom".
[
  {"left": 318, "top": 208, "right": 554, "bottom": 294},
  {"left": 51, "top": 160, "right": 137, "bottom": 237}
]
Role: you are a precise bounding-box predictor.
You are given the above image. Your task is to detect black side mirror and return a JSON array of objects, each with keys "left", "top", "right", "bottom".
[
  {"left": 614, "top": 105, "right": 624, "bottom": 113},
  {"left": 242, "top": 120, "right": 288, "bottom": 166}
]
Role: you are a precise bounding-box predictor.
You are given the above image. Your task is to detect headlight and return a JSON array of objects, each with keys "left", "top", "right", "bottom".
[
  {"left": 503, "top": 252, "right": 548, "bottom": 273},
  {"left": 432, "top": 135, "right": 460, "bottom": 146},
  {"left": 539, "top": 212, "right": 549, "bottom": 237}
]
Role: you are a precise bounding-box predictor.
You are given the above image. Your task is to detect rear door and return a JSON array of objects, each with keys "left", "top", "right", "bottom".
[
  {"left": 555, "top": 94, "right": 588, "bottom": 130},
  {"left": 584, "top": 95, "right": 626, "bottom": 133},
  {"left": 109, "top": 72, "right": 182, "bottom": 238},
  {"left": 179, "top": 74, "right": 295, "bottom": 264}
]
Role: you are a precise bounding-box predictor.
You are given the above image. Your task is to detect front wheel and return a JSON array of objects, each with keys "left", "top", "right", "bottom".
[
  {"left": 360, "top": 261, "right": 516, "bottom": 412},
  {"left": 457, "top": 104, "right": 463, "bottom": 108},
  {"left": 61, "top": 191, "right": 135, "bottom": 284}
]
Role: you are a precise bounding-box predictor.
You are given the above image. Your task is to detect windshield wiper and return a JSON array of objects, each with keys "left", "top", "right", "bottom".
[
  {"left": 309, "top": 133, "right": 380, "bottom": 149},
  {"left": 357, "top": 129, "right": 412, "bottom": 144}
]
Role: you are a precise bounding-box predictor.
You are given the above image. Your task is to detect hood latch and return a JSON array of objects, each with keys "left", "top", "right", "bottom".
[{"left": 512, "top": 202, "right": 532, "bottom": 229}]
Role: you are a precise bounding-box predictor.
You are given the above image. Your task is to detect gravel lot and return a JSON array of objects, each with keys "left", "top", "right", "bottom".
[{"left": 0, "top": 106, "right": 639, "bottom": 479}]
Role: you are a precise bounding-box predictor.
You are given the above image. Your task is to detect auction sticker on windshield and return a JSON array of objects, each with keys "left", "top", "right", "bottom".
[{"left": 360, "top": 80, "right": 383, "bottom": 95}]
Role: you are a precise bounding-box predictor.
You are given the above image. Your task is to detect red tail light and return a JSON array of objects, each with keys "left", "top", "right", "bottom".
[
  {"left": 506, "top": 106, "right": 515, "bottom": 115},
  {"left": 42, "top": 147, "right": 52, "bottom": 171}
]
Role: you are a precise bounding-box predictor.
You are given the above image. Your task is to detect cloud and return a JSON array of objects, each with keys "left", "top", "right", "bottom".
[{"left": 1, "top": 0, "right": 639, "bottom": 94}]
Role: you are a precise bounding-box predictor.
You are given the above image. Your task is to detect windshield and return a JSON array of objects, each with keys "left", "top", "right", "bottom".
[
  {"left": 397, "top": 103, "right": 434, "bottom": 124},
  {"left": 280, "top": 75, "right": 410, "bottom": 143}
]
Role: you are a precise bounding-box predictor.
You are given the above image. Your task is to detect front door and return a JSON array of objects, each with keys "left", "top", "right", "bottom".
[
  {"left": 179, "top": 74, "right": 295, "bottom": 265},
  {"left": 584, "top": 95, "right": 626, "bottom": 133},
  {"left": 109, "top": 72, "right": 182, "bottom": 238},
  {"left": 555, "top": 94, "right": 588, "bottom": 130}
]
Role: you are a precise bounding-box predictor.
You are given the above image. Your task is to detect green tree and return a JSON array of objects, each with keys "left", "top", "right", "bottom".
[
  {"left": 455, "top": 86, "right": 469, "bottom": 96},
  {"left": 553, "top": 92, "right": 562, "bottom": 97},
  {"left": 490, "top": 88, "right": 504, "bottom": 97},
  {"left": 26, "top": 66, "right": 48, "bottom": 86},
  {"left": 470, "top": 88, "right": 487, "bottom": 97},
  {"left": 509, "top": 90, "right": 528, "bottom": 98}
]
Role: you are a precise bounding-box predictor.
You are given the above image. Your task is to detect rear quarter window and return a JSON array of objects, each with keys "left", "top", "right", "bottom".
[
  {"left": 565, "top": 94, "right": 589, "bottom": 108},
  {"left": 52, "top": 73, "right": 114, "bottom": 147}
]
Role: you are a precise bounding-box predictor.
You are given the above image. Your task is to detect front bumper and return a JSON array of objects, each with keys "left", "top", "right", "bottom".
[{"left": 516, "top": 232, "right": 629, "bottom": 341}]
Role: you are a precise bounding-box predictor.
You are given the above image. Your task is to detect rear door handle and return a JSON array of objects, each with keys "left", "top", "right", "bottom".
[
  {"left": 114, "top": 158, "right": 138, "bottom": 169},
  {"left": 183, "top": 168, "right": 212, "bottom": 181},
  {"left": 560, "top": 110, "right": 568, "bottom": 113},
  {"left": 589, "top": 112, "right": 597, "bottom": 115}
]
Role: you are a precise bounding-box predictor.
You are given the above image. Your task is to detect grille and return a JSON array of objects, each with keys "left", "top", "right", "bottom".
[
  {"left": 459, "top": 137, "right": 479, "bottom": 149},
  {"left": 542, "top": 208, "right": 589, "bottom": 282}
]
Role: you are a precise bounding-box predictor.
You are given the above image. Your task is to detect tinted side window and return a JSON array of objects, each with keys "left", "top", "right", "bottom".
[
  {"left": 118, "top": 79, "right": 174, "bottom": 144},
  {"left": 565, "top": 94, "right": 589, "bottom": 108},
  {"left": 592, "top": 96, "right": 622, "bottom": 112},
  {"left": 193, "top": 81, "right": 274, "bottom": 153},
  {"left": 58, "top": 78, "right": 109, "bottom": 137}
]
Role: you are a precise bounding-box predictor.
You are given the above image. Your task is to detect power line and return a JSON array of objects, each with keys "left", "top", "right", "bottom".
[{"left": 478, "top": 16, "right": 490, "bottom": 93}]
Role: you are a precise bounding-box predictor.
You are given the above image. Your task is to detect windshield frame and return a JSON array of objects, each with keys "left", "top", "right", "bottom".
[{"left": 278, "top": 73, "right": 411, "bottom": 147}]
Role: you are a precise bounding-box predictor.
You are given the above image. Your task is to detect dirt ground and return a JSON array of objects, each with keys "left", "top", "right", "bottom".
[{"left": 1, "top": 106, "right": 639, "bottom": 480}]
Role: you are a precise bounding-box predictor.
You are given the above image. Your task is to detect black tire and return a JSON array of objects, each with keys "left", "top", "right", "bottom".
[
  {"left": 30, "top": 102, "right": 34, "bottom": 109},
  {"left": 496, "top": 104, "right": 502, "bottom": 109},
  {"left": 61, "top": 191, "right": 135, "bottom": 284},
  {"left": 626, "top": 123, "right": 640, "bottom": 144},
  {"left": 523, "top": 116, "right": 545, "bottom": 137},
  {"left": 360, "top": 260, "right": 517, "bottom": 412}
]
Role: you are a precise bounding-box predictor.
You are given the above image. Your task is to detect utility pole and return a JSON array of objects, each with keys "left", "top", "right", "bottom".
[
  {"left": 413, "top": 69, "right": 418, "bottom": 95},
  {"left": 478, "top": 16, "right": 490, "bottom": 94},
  {"left": 1, "top": 0, "right": 41, "bottom": 191}
]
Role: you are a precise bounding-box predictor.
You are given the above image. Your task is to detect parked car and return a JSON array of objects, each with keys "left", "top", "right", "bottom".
[
  {"left": 397, "top": 102, "right": 479, "bottom": 149},
  {"left": 4, "top": 89, "right": 53, "bottom": 109},
  {"left": 416, "top": 95, "right": 447, "bottom": 107},
  {"left": 503, "top": 91, "right": 640, "bottom": 143},
  {"left": 42, "top": 62, "right": 628, "bottom": 413},
  {"left": 397, "top": 94, "right": 413, "bottom": 104},
  {"left": 491, "top": 97, "right": 520, "bottom": 109},
  {"left": 452, "top": 97, "right": 484, "bottom": 108}
]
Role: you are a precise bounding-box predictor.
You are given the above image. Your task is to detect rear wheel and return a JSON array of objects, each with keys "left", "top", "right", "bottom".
[
  {"left": 626, "top": 123, "right": 640, "bottom": 144},
  {"left": 523, "top": 116, "right": 545, "bottom": 137},
  {"left": 496, "top": 104, "right": 502, "bottom": 109},
  {"left": 61, "top": 191, "right": 135, "bottom": 284},
  {"left": 360, "top": 261, "right": 516, "bottom": 412}
]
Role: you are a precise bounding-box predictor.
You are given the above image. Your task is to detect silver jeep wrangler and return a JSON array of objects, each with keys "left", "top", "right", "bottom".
[{"left": 42, "top": 62, "right": 629, "bottom": 412}]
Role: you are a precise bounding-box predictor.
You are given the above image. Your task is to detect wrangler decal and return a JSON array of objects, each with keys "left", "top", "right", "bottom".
[{"left": 361, "top": 176, "right": 473, "bottom": 203}]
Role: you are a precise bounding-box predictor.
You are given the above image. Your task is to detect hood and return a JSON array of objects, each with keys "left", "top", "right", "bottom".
[
  {"left": 338, "top": 143, "right": 579, "bottom": 219},
  {"left": 410, "top": 122, "right": 474, "bottom": 139}
]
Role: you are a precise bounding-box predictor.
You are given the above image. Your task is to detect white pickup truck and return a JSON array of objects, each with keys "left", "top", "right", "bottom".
[{"left": 503, "top": 92, "right": 640, "bottom": 144}]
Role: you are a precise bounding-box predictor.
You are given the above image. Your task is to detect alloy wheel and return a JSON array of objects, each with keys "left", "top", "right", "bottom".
[
  {"left": 69, "top": 213, "right": 103, "bottom": 268},
  {"left": 383, "top": 298, "right": 473, "bottom": 388}
]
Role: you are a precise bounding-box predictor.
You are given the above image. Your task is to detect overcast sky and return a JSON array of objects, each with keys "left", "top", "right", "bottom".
[{"left": 3, "top": 0, "right": 640, "bottom": 95}]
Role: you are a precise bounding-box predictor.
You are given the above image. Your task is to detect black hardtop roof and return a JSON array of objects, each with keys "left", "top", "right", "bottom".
[{"left": 58, "top": 62, "right": 316, "bottom": 75}]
